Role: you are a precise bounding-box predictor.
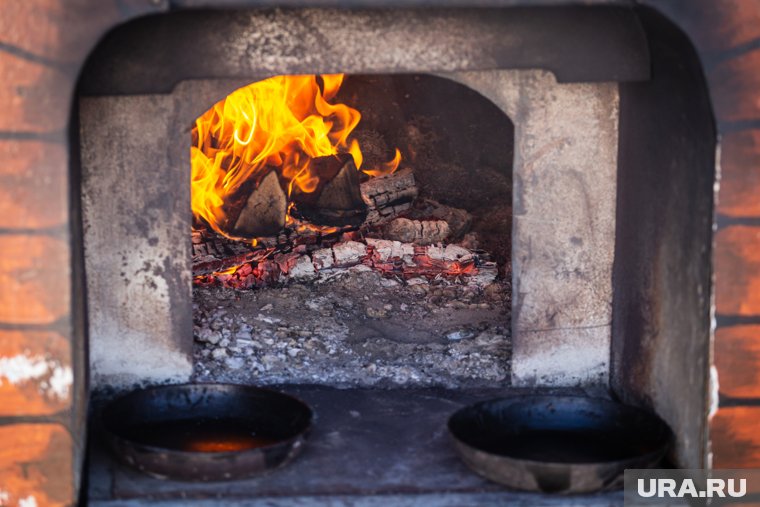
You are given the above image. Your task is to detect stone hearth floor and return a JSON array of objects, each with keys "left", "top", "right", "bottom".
[
  {"left": 193, "top": 271, "right": 511, "bottom": 389},
  {"left": 88, "top": 385, "right": 621, "bottom": 507}
]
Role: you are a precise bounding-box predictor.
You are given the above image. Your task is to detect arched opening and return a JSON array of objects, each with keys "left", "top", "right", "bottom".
[
  {"left": 70, "top": 3, "right": 716, "bottom": 503},
  {"left": 189, "top": 73, "right": 514, "bottom": 387}
]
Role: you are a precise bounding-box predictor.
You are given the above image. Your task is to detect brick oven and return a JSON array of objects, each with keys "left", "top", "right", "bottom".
[{"left": 1, "top": 1, "right": 760, "bottom": 506}]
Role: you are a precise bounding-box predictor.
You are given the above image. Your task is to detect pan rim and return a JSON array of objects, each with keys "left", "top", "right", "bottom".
[
  {"left": 100, "top": 382, "right": 313, "bottom": 458},
  {"left": 447, "top": 394, "right": 673, "bottom": 468}
]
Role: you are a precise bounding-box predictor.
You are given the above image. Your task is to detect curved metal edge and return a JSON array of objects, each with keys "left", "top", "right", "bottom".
[{"left": 100, "top": 383, "right": 314, "bottom": 482}]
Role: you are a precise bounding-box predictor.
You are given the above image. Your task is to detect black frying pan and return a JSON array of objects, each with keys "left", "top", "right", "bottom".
[
  {"left": 448, "top": 395, "right": 672, "bottom": 493},
  {"left": 101, "top": 383, "right": 312, "bottom": 481}
]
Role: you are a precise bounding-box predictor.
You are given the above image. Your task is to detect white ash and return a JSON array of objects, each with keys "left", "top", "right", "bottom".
[
  {"left": 311, "top": 248, "right": 334, "bottom": 270},
  {"left": 287, "top": 255, "right": 317, "bottom": 281},
  {"left": 193, "top": 270, "right": 511, "bottom": 388},
  {"left": 427, "top": 244, "right": 472, "bottom": 261},
  {"left": 365, "top": 238, "right": 415, "bottom": 264},
  {"left": 332, "top": 241, "right": 367, "bottom": 266}
]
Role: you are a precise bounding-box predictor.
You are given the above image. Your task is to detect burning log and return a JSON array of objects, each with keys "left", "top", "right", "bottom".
[
  {"left": 192, "top": 229, "right": 272, "bottom": 275},
  {"left": 191, "top": 216, "right": 358, "bottom": 276},
  {"left": 192, "top": 160, "right": 489, "bottom": 287},
  {"left": 384, "top": 217, "right": 450, "bottom": 245},
  {"left": 314, "top": 156, "right": 365, "bottom": 212},
  {"left": 407, "top": 198, "right": 472, "bottom": 240},
  {"left": 360, "top": 167, "right": 418, "bottom": 225},
  {"left": 194, "top": 235, "right": 497, "bottom": 290},
  {"left": 276, "top": 252, "right": 318, "bottom": 281},
  {"left": 292, "top": 154, "right": 367, "bottom": 226},
  {"left": 229, "top": 170, "right": 287, "bottom": 238}
]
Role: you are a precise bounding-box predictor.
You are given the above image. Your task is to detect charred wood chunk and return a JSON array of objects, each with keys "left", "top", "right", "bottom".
[
  {"left": 408, "top": 198, "right": 472, "bottom": 240},
  {"left": 192, "top": 227, "right": 265, "bottom": 276},
  {"left": 194, "top": 234, "right": 498, "bottom": 289},
  {"left": 360, "top": 168, "right": 418, "bottom": 225},
  {"left": 360, "top": 167, "right": 418, "bottom": 208},
  {"left": 366, "top": 238, "right": 415, "bottom": 264},
  {"left": 283, "top": 255, "right": 318, "bottom": 281},
  {"left": 384, "top": 217, "right": 450, "bottom": 245},
  {"left": 232, "top": 170, "right": 287, "bottom": 238},
  {"left": 332, "top": 241, "right": 367, "bottom": 267},
  {"left": 292, "top": 154, "right": 367, "bottom": 226},
  {"left": 316, "top": 156, "right": 365, "bottom": 211}
]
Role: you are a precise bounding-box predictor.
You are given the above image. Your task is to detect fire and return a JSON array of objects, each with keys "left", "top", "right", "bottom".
[{"left": 191, "top": 74, "right": 401, "bottom": 239}]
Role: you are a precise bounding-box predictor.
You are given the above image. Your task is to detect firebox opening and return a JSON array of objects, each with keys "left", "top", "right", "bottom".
[
  {"left": 190, "top": 74, "right": 514, "bottom": 388},
  {"left": 74, "top": 5, "right": 717, "bottom": 501}
]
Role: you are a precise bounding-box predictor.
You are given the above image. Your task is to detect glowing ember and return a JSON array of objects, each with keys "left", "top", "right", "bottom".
[
  {"left": 191, "top": 74, "right": 401, "bottom": 240},
  {"left": 193, "top": 237, "right": 496, "bottom": 290}
]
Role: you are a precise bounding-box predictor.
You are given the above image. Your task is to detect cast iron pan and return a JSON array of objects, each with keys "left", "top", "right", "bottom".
[
  {"left": 101, "top": 383, "right": 312, "bottom": 481},
  {"left": 448, "top": 395, "right": 672, "bottom": 494}
]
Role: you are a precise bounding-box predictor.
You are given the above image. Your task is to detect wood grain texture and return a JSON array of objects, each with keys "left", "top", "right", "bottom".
[
  {"left": 714, "top": 226, "right": 760, "bottom": 316},
  {"left": 715, "top": 325, "right": 760, "bottom": 398},
  {"left": 0, "top": 424, "right": 73, "bottom": 507},
  {"left": 712, "top": 407, "right": 760, "bottom": 468},
  {"left": 719, "top": 130, "right": 760, "bottom": 217}
]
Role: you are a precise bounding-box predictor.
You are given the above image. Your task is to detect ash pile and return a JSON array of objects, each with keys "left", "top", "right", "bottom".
[
  {"left": 193, "top": 74, "right": 513, "bottom": 387},
  {"left": 194, "top": 272, "right": 510, "bottom": 388},
  {"left": 192, "top": 164, "right": 511, "bottom": 387}
]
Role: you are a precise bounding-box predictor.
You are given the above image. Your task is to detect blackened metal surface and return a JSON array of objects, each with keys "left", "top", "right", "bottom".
[
  {"left": 611, "top": 6, "right": 715, "bottom": 468},
  {"left": 79, "top": 6, "right": 648, "bottom": 96},
  {"left": 100, "top": 384, "right": 312, "bottom": 481},
  {"left": 90, "top": 385, "right": 617, "bottom": 501},
  {"left": 448, "top": 396, "right": 671, "bottom": 493}
]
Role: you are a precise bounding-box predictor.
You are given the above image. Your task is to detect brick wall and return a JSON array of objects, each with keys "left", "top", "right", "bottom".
[
  {"left": 0, "top": 2, "right": 160, "bottom": 505},
  {"left": 1, "top": 1, "right": 759, "bottom": 504},
  {"left": 650, "top": 0, "right": 760, "bottom": 468}
]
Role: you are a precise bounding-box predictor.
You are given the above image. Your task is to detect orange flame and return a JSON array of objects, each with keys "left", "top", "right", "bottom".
[
  {"left": 362, "top": 148, "right": 401, "bottom": 178},
  {"left": 191, "top": 74, "right": 400, "bottom": 239}
]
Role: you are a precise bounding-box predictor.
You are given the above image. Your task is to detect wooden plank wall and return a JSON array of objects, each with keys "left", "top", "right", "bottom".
[{"left": 0, "top": 0, "right": 759, "bottom": 504}]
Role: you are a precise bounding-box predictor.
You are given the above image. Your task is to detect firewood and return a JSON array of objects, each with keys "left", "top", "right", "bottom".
[
  {"left": 196, "top": 236, "right": 497, "bottom": 290},
  {"left": 191, "top": 227, "right": 273, "bottom": 276},
  {"left": 292, "top": 154, "right": 367, "bottom": 226},
  {"left": 231, "top": 170, "right": 287, "bottom": 238},
  {"left": 384, "top": 217, "right": 450, "bottom": 245},
  {"left": 407, "top": 198, "right": 471, "bottom": 240},
  {"left": 192, "top": 219, "right": 351, "bottom": 277},
  {"left": 315, "top": 157, "right": 364, "bottom": 211},
  {"left": 360, "top": 167, "right": 418, "bottom": 225},
  {"left": 360, "top": 167, "right": 417, "bottom": 207}
]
